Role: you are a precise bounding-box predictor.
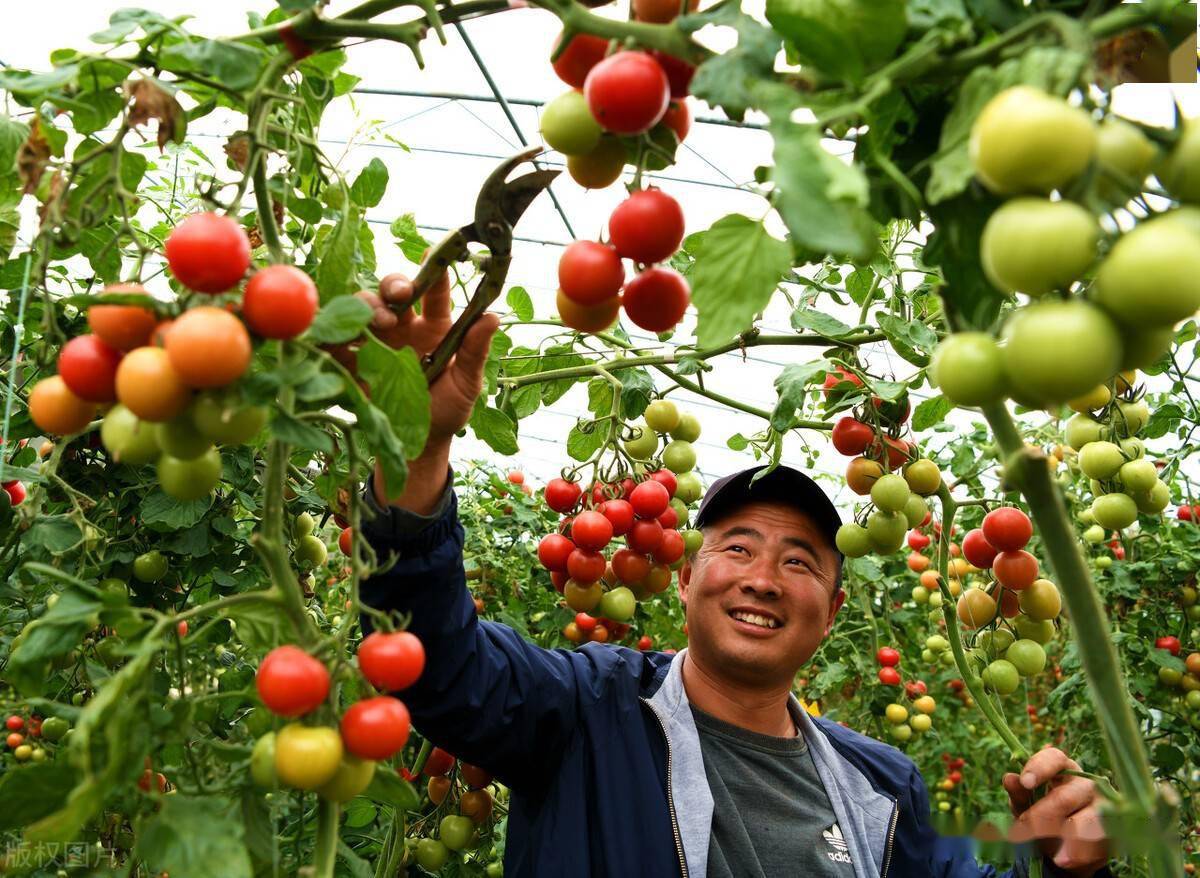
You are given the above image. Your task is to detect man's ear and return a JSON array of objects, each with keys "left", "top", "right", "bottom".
[
  {"left": 822, "top": 587, "right": 847, "bottom": 638},
  {"left": 678, "top": 559, "right": 692, "bottom": 608}
]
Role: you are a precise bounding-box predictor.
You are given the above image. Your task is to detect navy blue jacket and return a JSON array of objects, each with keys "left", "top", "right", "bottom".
[{"left": 362, "top": 486, "right": 1090, "bottom": 877}]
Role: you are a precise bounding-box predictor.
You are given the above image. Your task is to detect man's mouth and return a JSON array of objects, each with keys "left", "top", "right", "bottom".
[{"left": 728, "top": 609, "right": 782, "bottom": 630}]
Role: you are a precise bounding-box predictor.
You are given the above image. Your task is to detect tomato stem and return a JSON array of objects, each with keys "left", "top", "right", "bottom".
[{"left": 312, "top": 798, "right": 341, "bottom": 878}]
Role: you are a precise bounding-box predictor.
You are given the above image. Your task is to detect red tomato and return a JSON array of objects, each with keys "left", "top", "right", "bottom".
[
  {"left": 831, "top": 417, "right": 873, "bottom": 456},
  {"left": 649, "top": 50, "right": 695, "bottom": 98},
  {"left": 622, "top": 268, "right": 690, "bottom": 333},
  {"left": 423, "top": 746, "right": 456, "bottom": 777},
  {"left": 575, "top": 612, "right": 598, "bottom": 632},
  {"left": 600, "top": 499, "right": 635, "bottom": 536},
  {"left": 550, "top": 569, "right": 569, "bottom": 593},
  {"left": 627, "top": 518, "right": 664, "bottom": 554},
  {"left": 633, "top": 0, "right": 698, "bottom": 22},
  {"left": 340, "top": 696, "right": 411, "bottom": 760},
  {"left": 609, "top": 189, "right": 685, "bottom": 265},
  {"left": 567, "top": 548, "right": 607, "bottom": 583},
  {"left": 907, "top": 530, "right": 931, "bottom": 551},
  {"left": 981, "top": 507, "right": 1032, "bottom": 552},
  {"left": 662, "top": 101, "right": 690, "bottom": 143},
  {"left": 637, "top": 634, "right": 653, "bottom": 651},
  {"left": 630, "top": 480, "right": 670, "bottom": 519},
  {"left": 1156, "top": 635, "right": 1182, "bottom": 656},
  {"left": 538, "top": 533, "right": 575, "bottom": 571},
  {"left": 5, "top": 716, "right": 23, "bottom": 732},
  {"left": 242, "top": 265, "right": 319, "bottom": 339},
  {"left": 876, "top": 647, "right": 901, "bottom": 667},
  {"left": 879, "top": 436, "right": 911, "bottom": 470},
  {"left": 460, "top": 762, "right": 493, "bottom": 790},
  {"left": 88, "top": 288, "right": 158, "bottom": 351},
  {"left": 339, "top": 527, "right": 353, "bottom": 555},
  {"left": 545, "top": 478, "right": 582, "bottom": 513},
  {"left": 552, "top": 32, "right": 609, "bottom": 88},
  {"left": 507, "top": 470, "right": 525, "bottom": 485},
  {"left": 56, "top": 335, "right": 122, "bottom": 403},
  {"left": 612, "top": 548, "right": 651, "bottom": 584},
  {"left": 961, "top": 528, "right": 998, "bottom": 569},
  {"left": 256, "top": 645, "right": 330, "bottom": 717},
  {"left": 993, "top": 550, "right": 1038, "bottom": 591},
  {"left": 657, "top": 507, "right": 679, "bottom": 530},
  {"left": 1112, "top": 545, "right": 1126, "bottom": 560},
  {"left": 584, "top": 52, "right": 670, "bottom": 135},
  {"left": 358, "top": 630, "right": 425, "bottom": 691},
  {"left": 822, "top": 368, "right": 863, "bottom": 395},
  {"left": 559, "top": 241, "right": 625, "bottom": 306},
  {"left": 4, "top": 482, "right": 25, "bottom": 506},
  {"left": 176, "top": 620, "right": 188, "bottom": 638},
  {"left": 571, "top": 510, "right": 614, "bottom": 551},
  {"left": 165, "top": 306, "right": 252, "bottom": 389},
  {"left": 1177, "top": 505, "right": 1193, "bottom": 521},
  {"left": 592, "top": 479, "right": 635, "bottom": 504},
  {"left": 878, "top": 667, "right": 901, "bottom": 686},
  {"left": 653, "top": 529, "right": 685, "bottom": 564},
  {"left": 648, "top": 469, "right": 677, "bottom": 497},
  {"left": 165, "top": 212, "right": 251, "bottom": 293}
]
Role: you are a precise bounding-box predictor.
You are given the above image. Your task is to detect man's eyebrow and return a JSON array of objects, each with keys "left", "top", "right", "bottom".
[
  {"left": 715, "top": 526, "right": 763, "bottom": 542},
  {"left": 783, "top": 536, "right": 827, "bottom": 569}
]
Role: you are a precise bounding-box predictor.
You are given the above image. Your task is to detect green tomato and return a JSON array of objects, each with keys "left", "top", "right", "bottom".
[
  {"left": 1094, "top": 555, "right": 1113, "bottom": 570},
  {"left": 316, "top": 755, "right": 376, "bottom": 803},
  {"left": 903, "top": 459, "right": 941, "bottom": 496},
  {"left": 1158, "top": 115, "right": 1200, "bottom": 203},
  {"left": 1005, "top": 639, "right": 1047, "bottom": 676},
  {"left": 100, "top": 404, "right": 161, "bottom": 465},
  {"left": 1118, "top": 325, "right": 1176, "bottom": 371},
  {"left": 416, "top": 839, "right": 450, "bottom": 872},
  {"left": 866, "top": 510, "right": 906, "bottom": 554},
  {"left": 1014, "top": 616, "right": 1055, "bottom": 644},
  {"left": 979, "top": 628, "right": 1015, "bottom": 655},
  {"left": 134, "top": 550, "right": 168, "bottom": 583},
  {"left": 193, "top": 392, "right": 268, "bottom": 445},
  {"left": 1186, "top": 690, "right": 1200, "bottom": 711},
  {"left": 1095, "top": 116, "right": 1158, "bottom": 202},
  {"left": 1094, "top": 213, "right": 1200, "bottom": 330},
  {"left": 598, "top": 586, "right": 636, "bottom": 622},
  {"left": 1091, "top": 493, "right": 1138, "bottom": 530},
  {"left": 889, "top": 722, "right": 912, "bottom": 742},
  {"left": 925, "top": 635, "right": 949, "bottom": 653},
  {"left": 670, "top": 498, "right": 689, "bottom": 528},
  {"left": 1117, "top": 437, "right": 1145, "bottom": 459},
  {"left": 928, "top": 590, "right": 943, "bottom": 609},
  {"left": 921, "top": 648, "right": 935, "bottom": 662},
  {"left": 157, "top": 448, "right": 223, "bottom": 501},
  {"left": 95, "top": 636, "right": 123, "bottom": 669},
  {"left": 675, "top": 472, "right": 703, "bottom": 504},
  {"left": 274, "top": 724, "right": 343, "bottom": 791},
  {"left": 681, "top": 529, "right": 703, "bottom": 555},
  {"left": 1159, "top": 667, "right": 1183, "bottom": 687},
  {"left": 1079, "top": 441, "right": 1124, "bottom": 480},
  {"left": 567, "top": 135, "right": 627, "bottom": 189},
  {"left": 870, "top": 474, "right": 911, "bottom": 514},
  {"left": 292, "top": 512, "right": 316, "bottom": 539},
  {"left": 1132, "top": 480, "right": 1168, "bottom": 514},
  {"left": 1065, "top": 414, "right": 1108, "bottom": 450},
  {"left": 903, "top": 494, "right": 928, "bottom": 529},
  {"left": 1001, "top": 301, "right": 1122, "bottom": 405},
  {"left": 835, "top": 523, "right": 871, "bottom": 558},
  {"left": 251, "top": 733, "right": 279, "bottom": 789},
  {"left": 155, "top": 411, "right": 213, "bottom": 460},
  {"left": 980, "top": 198, "right": 1099, "bottom": 297},
  {"left": 1117, "top": 459, "right": 1157, "bottom": 494},
  {"left": 439, "top": 814, "right": 478, "bottom": 851},
  {"left": 969, "top": 86, "right": 1096, "bottom": 195},
  {"left": 295, "top": 534, "right": 328, "bottom": 568},
  {"left": 662, "top": 440, "right": 696, "bottom": 474},
  {"left": 644, "top": 400, "right": 680, "bottom": 433},
  {"left": 669, "top": 413, "right": 701, "bottom": 442},
  {"left": 623, "top": 423, "right": 658, "bottom": 460},
  {"left": 39, "top": 717, "right": 69, "bottom": 742},
  {"left": 486, "top": 862, "right": 504, "bottom": 878},
  {"left": 930, "top": 333, "right": 1007, "bottom": 406},
  {"left": 1113, "top": 399, "right": 1149, "bottom": 437},
  {"left": 982, "top": 659, "right": 1021, "bottom": 695},
  {"left": 910, "top": 714, "right": 932, "bottom": 733},
  {"left": 540, "top": 90, "right": 602, "bottom": 156}
]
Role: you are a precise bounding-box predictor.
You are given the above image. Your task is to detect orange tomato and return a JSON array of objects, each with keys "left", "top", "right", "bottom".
[
  {"left": 88, "top": 286, "right": 157, "bottom": 350},
  {"left": 115, "top": 347, "right": 191, "bottom": 422},
  {"left": 28, "top": 376, "right": 96, "bottom": 435},
  {"left": 846, "top": 457, "right": 884, "bottom": 495},
  {"left": 165, "top": 307, "right": 252, "bottom": 388}
]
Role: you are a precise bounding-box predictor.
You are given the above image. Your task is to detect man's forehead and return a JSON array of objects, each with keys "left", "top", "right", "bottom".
[{"left": 704, "top": 501, "right": 829, "bottom": 543}]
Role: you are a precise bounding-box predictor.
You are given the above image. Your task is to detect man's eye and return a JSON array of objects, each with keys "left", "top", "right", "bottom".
[{"left": 726, "top": 545, "right": 748, "bottom": 555}]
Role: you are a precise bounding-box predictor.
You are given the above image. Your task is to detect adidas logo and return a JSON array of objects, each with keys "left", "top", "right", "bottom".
[{"left": 822, "top": 823, "right": 853, "bottom": 865}]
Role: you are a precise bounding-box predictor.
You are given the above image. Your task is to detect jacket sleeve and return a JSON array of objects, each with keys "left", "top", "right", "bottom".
[
  {"left": 909, "top": 765, "right": 1114, "bottom": 878},
  {"left": 357, "top": 473, "right": 585, "bottom": 794}
]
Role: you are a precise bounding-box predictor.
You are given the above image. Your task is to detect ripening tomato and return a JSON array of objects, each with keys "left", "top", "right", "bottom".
[
  {"left": 600, "top": 498, "right": 635, "bottom": 536},
  {"left": 274, "top": 724, "right": 343, "bottom": 791},
  {"left": 423, "top": 746, "right": 455, "bottom": 777},
  {"left": 256, "top": 645, "right": 330, "bottom": 717},
  {"left": 653, "top": 529, "right": 686, "bottom": 564},
  {"left": 567, "top": 548, "right": 607, "bottom": 583},
  {"left": 633, "top": 0, "right": 698, "bottom": 22},
  {"left": 609, "top": 189, "right": 685, "bottom": 265},
  {"left": 358, "top": 630, "right": 425, "bottom": 691},
  {"left": 1155, "top": 635, "right": 1181, "bottom": 656},
  {"left": 28, "top": 376, "right": 97, "bottom": 435},
  {"left": 878, "top": 667, "right": 901, "bottom": 686},
  {"left": 994, "top": 550, "right": 1038, "bottom": 591},
  {"left": 831, "top": 417, "right": 873, "bottom": 456},
  {"left": 338, "top": 527, "right": 353, "bottom": 555},
  {"left": 116, "top": 347, "right": 191, "bottom": 422},
  {"left": 556, "top": 288, "right": 620, "bottom": 333},
  {"left": 981, "top": 507, "right": 1032, "bottom": 552},
  {"left": 567, "top": 137, "right": 627, "bottom": 189},
  {"left": 612, "top": 548, "right": 651, "bottom": 584},
  {"left": 584, "top": 52, "right": 670, "bottom": 135},
  {"left": 846, "top": 457, "right": 884, "bottom": 495},
  {"left": 56, "top": 335, "right": 122, "bottom": 403},
  {"left": 4, "top": 482, "right": 25, "bottom": 506},
  {"left": 559, "top": 241, "right": 625, "bottom": 306},
  {"left": 649, "top": 50, "right": 695, "bottom": 98},
  {"left": 538, "top": 533, "right": 575, "bottom": 571},
  {"left": 545, "top": 478, "right": 582, "bottom": 513},
  {"left": 627, "top": 518, "right": 664, "bottom": 554},
  {"left": 662, "top": 101, "right": 690, "bottom": 143},
  {"left": 460, "top": 762, "right": 493, "bottom": 790},
  {"left": 551, "top": 32, "right": 609, "bottom": 89},
  {"left": 622, "top": 268, "right": 690, "bottom": 333},
  {"left": 88, "top": 287, "right": 158, "bottom": 351},
  {"left": 630, "top": 480, "right": 671, "bottom": 519},
  {"left": 165, "top": 212, "right": 251, "bottom": 293},
  {"left": 961, "top": 528, "right": 998, "bottom": 569},
  {"left": 165, "top": 307, "right": 252, "bottom": 388},
  {"left": 242, "top": 265, "right": 319, "bottom": 339},
  {"left": 571, "top": 510, "right": 613, "bottom": 551},
  {"left": 340, "top": 696, "right": 411, "bottom": 760}
]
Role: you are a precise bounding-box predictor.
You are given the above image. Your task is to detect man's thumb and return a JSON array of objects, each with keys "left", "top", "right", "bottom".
[{"left": 451, "top": 312, "right": 501, "bottom": 384}]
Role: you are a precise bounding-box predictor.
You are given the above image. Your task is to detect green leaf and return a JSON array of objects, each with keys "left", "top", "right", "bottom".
[
  {"left": 470, "top": 405, "right": 519, "bottom": 455},
  {"left": 24, "top": 515, "right": 83, "bottom": 554},
  {"left": 226, "top": 601, "right": 284, "bottom": 654},
  {"left": 0, "top": 765, "right": 75, "bottom": 831},
  {"left": 338, "top": 841, "right": 375, "bottom": 878},
  {"left": 307, "top": 294, "right": 372, "bottom": 344},
  {"left": 365, "top": 768, "right": 420, "bottom": 811},
  {"left": 567, "top": 422, "right": 606, "bottom": 462},
  {"left": 587, "top": 378, "right": 614, "bottom": 417},
  {"left": 1143, "top": 402, "right": 1183, "bottom": 440},
  {"left": 687, "top": 6, "right": 781, "bottom": 121},
  {"left": 690, "top": 214, "right": 791, "bottom": 347},
  {"left": 770, "top": 360, "right": 830, "bottom": 431},
  {"left": 315, "top": 210, "right": 363, "bottom": 303},
  {"left": 619, "top": 368, "right": 655, "bottom": 420},
  {"left": 506, "top": 286, "right": 534, "bottom": 321},
  {"left": 160, "top": 40, "right": 265, "bottom": 92},
  {"left": 912, "top": 395, "right": 952, "bottom": 431},
  {"left": 8, "top": 587, "right": 101, "bottom": 672},
  {"left": 924, "top": 192, "right": 1006, "bottom": 331},
  {"left": 0, "top": 115, "right": 30, "bottom": 176},
  {"left": 766, "top": 0, "right": 906, "bottom": 84},
  {"left": 791, "top": 308, "right": 852, "bottom": 337},
  {"left": 1151, "top": 744, "right": 1185, "bottom": 773},
  {"left": 295, "top": 372, "right": 346, "bottom": 402},
  {"left": 727, "top": 433, "right": 750, "bottom": 451},
  {"left": 139, "top": 489, "right": 211, "bottom": 530},
  {"left": 357, "top": 339, "right": 431, "bottom": 456},
  {"left": 390, "top": 213, "right": 431, "bottom": 264},
  {"left": 350, "top": 157, "right": 389, "bottom": 208},
  {"left": 353, "top": 401, "right": 409, "bottom": 500},
  {"left": 136, "top": 795, "right": 253, "bottom": 878},
  {"left": 876, "top": 313, "right": 938, "bottom": 366},
  {"left": 78, "top": 225, "right": 123, "bottom": 284},
  {"left": 268, "top": 412, "right": 334, "bottom": 453},
  {"left": 0, "top": 67, "right": 81, "bottom": 102}
]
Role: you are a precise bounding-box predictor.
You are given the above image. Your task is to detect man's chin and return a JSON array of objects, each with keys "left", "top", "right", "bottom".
[{"left": 697, "top": 637, "right": 800, "bottom": 686}]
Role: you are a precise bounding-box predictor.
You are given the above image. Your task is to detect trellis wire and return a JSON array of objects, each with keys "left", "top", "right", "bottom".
[{"left": 0, "top": 253, "right": 34, "bottom": 482}]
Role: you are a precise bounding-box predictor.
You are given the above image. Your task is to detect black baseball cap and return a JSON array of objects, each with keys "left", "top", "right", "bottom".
[{"left": 694, "top": 465, "right": 843, "bottom": 562}]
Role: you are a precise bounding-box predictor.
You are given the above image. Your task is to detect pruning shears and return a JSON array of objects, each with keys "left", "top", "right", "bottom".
[{"left": 401, "top": 145, "right": 559, "bottom": 383}]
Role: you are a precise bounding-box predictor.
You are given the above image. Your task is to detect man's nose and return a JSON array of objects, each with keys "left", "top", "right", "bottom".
[{"left": 740, "top": 556, "right": 782, "bottom": 597}]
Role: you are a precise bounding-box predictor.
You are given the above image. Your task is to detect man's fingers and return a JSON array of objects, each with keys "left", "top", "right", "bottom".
[
  {"left": 1053, "top": 804, "right": 1108, "bottom": 872},
  {"left": 421, "top": 269, "right": 453, "bottom": 322},
  {"left": 1018, "top": 746, "right": 1079, "bottom": 791},
  {"left": 450, "top": 313, "right": 501, "bottom": 386},
  {"left": 1003, "top": 773, "right": 1033, "bottom": 815},
  {"left": 1008, "top": 778, "right": 1095, "bottom": 843}
]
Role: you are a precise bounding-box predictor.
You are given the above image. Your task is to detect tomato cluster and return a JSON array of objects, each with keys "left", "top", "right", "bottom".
[
  {"left": 0, "top": 710, "right": 68, "bottom": 766},
  {"left": 27, "top": 213, "right": 321, "bottom": 505},
  {"left": 406, "top": 746, "right": 501, "bottom": 866},
  {"left": 556, "top": 188, "right": 690, "bottom": 335}
]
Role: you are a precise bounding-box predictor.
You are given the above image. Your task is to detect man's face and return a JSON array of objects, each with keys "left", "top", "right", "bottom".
[{"left": 678, "top": 500, "right": 845, "bottom": 689}]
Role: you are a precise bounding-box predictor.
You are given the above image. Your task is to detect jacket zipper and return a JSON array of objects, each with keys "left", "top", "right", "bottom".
[
  {"left": 641, "top": 698, "right": 688, "bottom": 878},
  {"left": 879, "top": 801, "right": 899, "bottom": 877}
]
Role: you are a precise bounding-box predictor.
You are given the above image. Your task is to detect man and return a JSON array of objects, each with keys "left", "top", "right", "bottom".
[{"left": 355, "top": 270, "right": 1112, "bottom": 877}]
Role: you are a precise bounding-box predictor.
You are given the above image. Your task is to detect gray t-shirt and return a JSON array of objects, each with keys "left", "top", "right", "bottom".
[{"left": 691, "top": 705, "right": 856, "bottom": 878}]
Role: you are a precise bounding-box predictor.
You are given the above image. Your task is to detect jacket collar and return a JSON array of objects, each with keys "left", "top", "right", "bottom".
[{"left": 645, "top": 649, "right": 896, "bottom": 878}]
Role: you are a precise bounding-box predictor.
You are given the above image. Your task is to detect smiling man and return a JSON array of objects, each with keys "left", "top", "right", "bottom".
[{"left": 357, "top": 270, "right": 1112, "bottom": 877}]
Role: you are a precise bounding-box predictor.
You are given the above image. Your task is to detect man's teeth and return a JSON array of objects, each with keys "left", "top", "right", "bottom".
[{"left": 731, "top": 611, "right": 780, "bottom": 629}]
